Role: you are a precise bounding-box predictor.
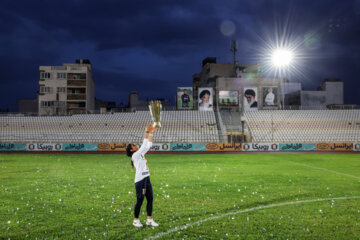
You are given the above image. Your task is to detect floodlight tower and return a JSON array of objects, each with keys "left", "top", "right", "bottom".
[
  {"left": 271, "top": 48, "right": 293, "bottom": 109},
  {"left": 230, "top": 40, "right": 238, "bottom": 65},
  {"left": 272, "top": 49, "right": 293, "bottom": 67}
]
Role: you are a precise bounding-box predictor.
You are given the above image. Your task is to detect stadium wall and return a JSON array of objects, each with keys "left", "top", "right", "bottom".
[{"left": 0, "top": 143, "right": 359, "bottom": 152}]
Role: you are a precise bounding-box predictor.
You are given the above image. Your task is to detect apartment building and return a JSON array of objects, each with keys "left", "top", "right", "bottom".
[{"left": 38, "top": 59, "right": 95, "bottom": 115}]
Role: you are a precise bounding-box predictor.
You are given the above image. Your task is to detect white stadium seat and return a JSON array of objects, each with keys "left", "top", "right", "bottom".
[
  {"left": 0, "top": 111, "right": 219, "bottom": 143},
  {"left": 244, "top": 110, "right": 360, "bottom": 143}
]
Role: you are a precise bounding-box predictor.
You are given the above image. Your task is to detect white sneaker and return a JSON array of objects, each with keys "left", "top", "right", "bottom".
[
  {"left": 146, "top": 219, "right": 159, "bottom": 227},
  {"left": 133, "top": 219, "right": 143, "bottom": 228}
]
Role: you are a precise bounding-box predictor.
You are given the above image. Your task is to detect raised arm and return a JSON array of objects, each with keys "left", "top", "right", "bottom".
[
  {"left": 144, "top": 123, "right": 152, "bottom": 140},
  {"left": 147, "top": 124, "right": 157, "bottom": 143},
  {"left": 137, "top": 123, "right": 157, "bottom": 155}
]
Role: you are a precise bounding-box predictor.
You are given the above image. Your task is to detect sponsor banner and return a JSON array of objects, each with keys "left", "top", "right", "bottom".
[
  {"left": 279, "top": 143, "right": 316, "bottom": 151},
  {"left": 62, "top": 143, "right": 97, "bottom": 151},
  {"left": 97, "top": 143, "right": 128, "bottom": 151},
  {"left": 316, "top": 143, "right": 331, "bottom": 151},
  {"left": 206, "top": 143, "right": 242, "bottom": 151},
  {"left": 0, "top": 143, "right": 27, "bottom": 151},
  {"left": 135, "top": 143, "right": 170, "bottom": 151},
  {"left": 177, "top": 87, "right": 193, "bottom": 110},
  {"left": 170, "top": 143, "right": 206, "bottom": 151},
  {"left": 330, "top": 143, "right": 353, "bottom": 152},
  {"left": 316, "top": 143, "right": 353, "bottom": 151},
  {"left": 354, "top": 143, "right": 360, "bottom": 151},
  {"left": 242, "top": 143, "right": 279, "bottom": 151},
  {"left": 198, "top": 87, "right": 213, "bottom": 111},
  {"left": 27, "top": 143, "right": 62, "bottom": 151},
  {"left": 150, "top": 143, "right": 170, "bottom": 151}
]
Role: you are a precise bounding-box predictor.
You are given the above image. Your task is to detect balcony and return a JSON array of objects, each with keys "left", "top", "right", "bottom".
[
  {"left": 67, "top": 106, "right": 86, "bottom": 109},
  {"left": 67, "top": 94, "right": 86, "bottom": 100},
  {"left": 67, "top": 80, "right": 86, "bottom": 86},
  {"left": 67, "top": 73, "right": 86, "bottom": 80},
  {"left": 67, "top": 102, "right": 86, "bottom": 109}
]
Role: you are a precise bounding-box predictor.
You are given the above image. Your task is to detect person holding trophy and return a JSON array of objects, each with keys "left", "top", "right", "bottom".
[{"left": 126, "top": 100, "right": 161, "bottom": 228}]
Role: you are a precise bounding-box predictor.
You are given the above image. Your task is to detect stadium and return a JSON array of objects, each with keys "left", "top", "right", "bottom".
[
  {"left": 1, "top": 2, "right": 360, "bottom": 239},
  {"left": 1, "top": 57, "right": 359, "bottom": 239}
]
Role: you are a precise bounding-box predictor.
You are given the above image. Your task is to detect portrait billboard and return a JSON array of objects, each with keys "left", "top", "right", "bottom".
[
  {"left": 243, "top": 87, "right": 258, "bottom": 111},
  {"left": 263, "top": 87, "right": 278, "bottom": 106},
  {"left": 177, "top": 87, "right": 193, "bottom": 109},
  {"left": 219, "top": 90, "right": 238, "bottom": 106},
  {"left": 198, "top": 88, "right": 213, "bottom": 111}
]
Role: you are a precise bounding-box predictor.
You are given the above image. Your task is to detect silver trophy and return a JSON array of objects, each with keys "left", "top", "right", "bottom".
[{"left": 149, "top": 100, "right": 162, "bottom": 128}]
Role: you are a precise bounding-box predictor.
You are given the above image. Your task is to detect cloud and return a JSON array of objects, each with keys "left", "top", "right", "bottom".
[
  {"left": 1, "top": 1, "right": 223, "bottom": 56},
  {"left": 0, "top": 57, "right": 39, "bottom": 111},
  {"left": 0, "top": 0, "right": 359, "bottom": 110},
  {"left": 93, "top": 68, "right": 175, "bottom": 104}
]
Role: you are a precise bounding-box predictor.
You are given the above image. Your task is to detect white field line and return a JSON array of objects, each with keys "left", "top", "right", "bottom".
[
  {"left": 286, "top": 161, "right": 360, "bottom": 180},
  {"left": 145, "top": 196, "right": 360, "bottom": 240}
]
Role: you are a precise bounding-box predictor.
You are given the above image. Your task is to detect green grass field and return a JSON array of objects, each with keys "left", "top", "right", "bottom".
[{"left": 1, "top": 153, "right": 360, "bottom": 240}]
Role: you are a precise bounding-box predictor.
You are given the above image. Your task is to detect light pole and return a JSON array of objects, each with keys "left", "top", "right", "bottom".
[{"left": 271, "top": 48, "right": 293, "bottom": 109}]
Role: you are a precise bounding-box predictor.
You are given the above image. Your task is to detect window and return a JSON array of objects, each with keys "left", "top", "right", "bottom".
[
  {"left": 57, "top": 73, "right": 66, "bottom": 79},
  {"left": 57, "top": 87, "right": 66, "bottom": 93},
  {"left": 40, "top": 86, "right": 51, "bottom": 93},
  {"left": 70, "top": 102, "right": 85, "bottom": 108},
  {"left": 71, "top": 89, "right": 81, "bottom": 94},
  {"left": 40, "top": 101, "right": 53, "bottom": 107},
  {"left": 54, "top": 101, "right": 65, "bottom": 107},
  {"left": 71, "top": 73, "right": 86, "bottom": 79},
  {"left": 41, "top": 72, "right": 51, "bottom": 79}
]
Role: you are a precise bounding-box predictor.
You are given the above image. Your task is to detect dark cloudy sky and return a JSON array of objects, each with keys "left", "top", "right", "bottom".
[{"left": 0, "top": 0, "right": 359, "bottom": 111}]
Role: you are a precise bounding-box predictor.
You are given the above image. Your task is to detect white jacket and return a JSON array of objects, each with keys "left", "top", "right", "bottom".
[{"left": 132, "top": 139, "right": 152, "bottom": 183}]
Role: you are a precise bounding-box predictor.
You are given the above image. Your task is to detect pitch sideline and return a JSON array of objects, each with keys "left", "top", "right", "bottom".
[
  {"left": 284, "top": 161, "right": 360, "bottom": 180},
  {"left": 145, "top": 196, "right": 360, "bottom": 240}
]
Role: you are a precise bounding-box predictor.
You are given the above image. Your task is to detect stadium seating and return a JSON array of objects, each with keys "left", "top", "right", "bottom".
[
  {"left": 0, "top": 111, "right": 219, "bottom": 143},
  {"left": 1, "top": 110, "right": 358, "bottom": 144},
  {"left": 244, "top": 110, "right": 360, "bottom": 143}
]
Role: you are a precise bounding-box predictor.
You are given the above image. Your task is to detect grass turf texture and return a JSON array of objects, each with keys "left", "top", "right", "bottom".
[{"left": 0, "top": 153, "right": 359, "bottom": 240}]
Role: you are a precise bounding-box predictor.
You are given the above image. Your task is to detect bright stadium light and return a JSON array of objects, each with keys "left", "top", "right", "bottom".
[
  {"left": 272, "top": 48, "right": 293, "bottom": 67},
  {"left": 247, "top": 13, "right": 313, "bottom": 109}
]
